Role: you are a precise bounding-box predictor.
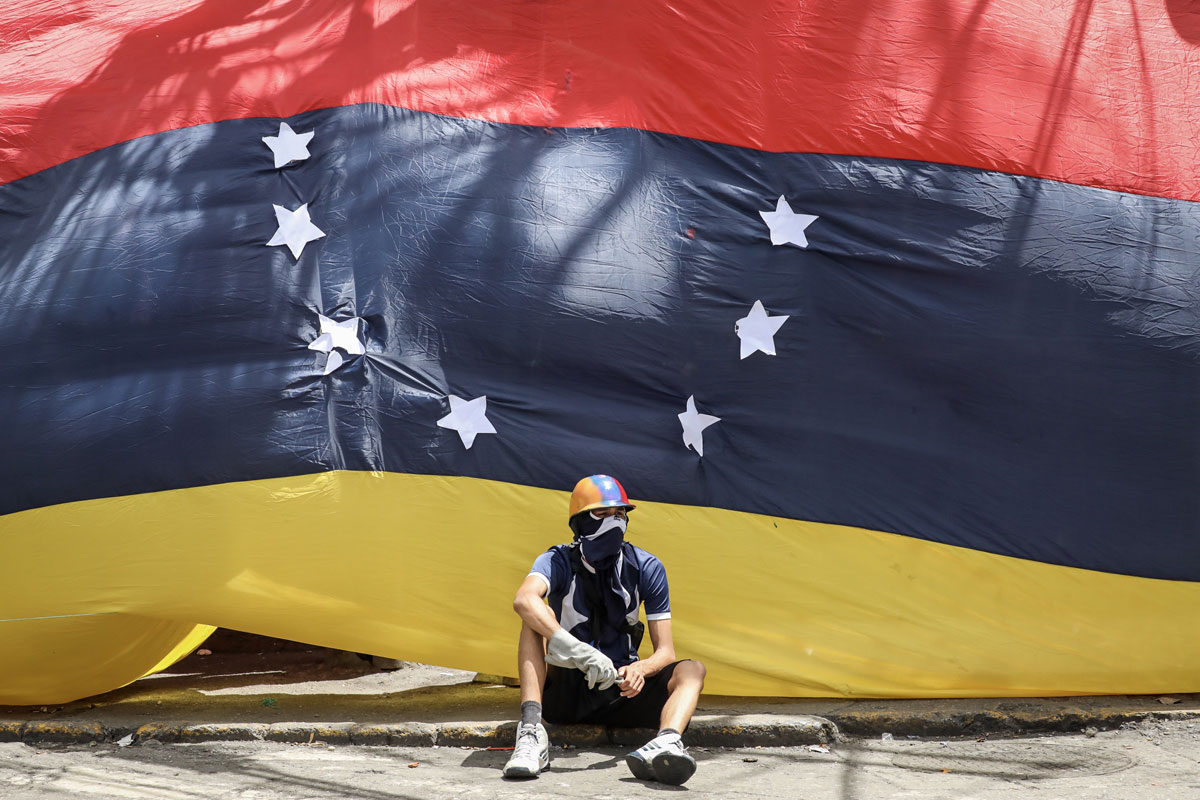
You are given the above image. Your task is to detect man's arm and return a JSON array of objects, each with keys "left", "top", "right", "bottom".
[
  {"left": 512, "top": 574, "right": 561, "bottom": 640},
  {"left": 513, "top": 573, "right": 620, "bottom": 690},
  {"left": 616, "top": 618, "right": 676, "bottom": 698}
]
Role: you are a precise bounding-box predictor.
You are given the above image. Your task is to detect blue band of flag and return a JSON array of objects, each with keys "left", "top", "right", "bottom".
[{"left": 2, "top": 103, "right": 1197, "bottom": 581}]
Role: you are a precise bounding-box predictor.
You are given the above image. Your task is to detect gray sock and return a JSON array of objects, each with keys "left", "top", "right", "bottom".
[
  {"left": 521, "top": 701, "right": 542, "bottom": 726},
  {"left": 657, "top": 728, "right": 680, "bottom": 738}
]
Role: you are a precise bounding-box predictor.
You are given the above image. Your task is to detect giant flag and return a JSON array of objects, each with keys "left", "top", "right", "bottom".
[{"left": 1, "top": 0, "right": 1199, "bottom": 704}]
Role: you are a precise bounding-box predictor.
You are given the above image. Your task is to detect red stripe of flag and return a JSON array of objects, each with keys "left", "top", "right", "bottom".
[{"left": 2, "top": 0, "right": 1197, "bottom": 199}]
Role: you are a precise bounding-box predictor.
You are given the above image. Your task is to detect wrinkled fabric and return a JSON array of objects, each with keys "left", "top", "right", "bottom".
[
  {"left": 1, "top": 1, "right": 1199, "bottom": 704},
  {"left": 1, "top": 106, "right": 1196, "bottom": 580},
  {"left": 2, "top": 1, "right": 1198, "bottom": 199}
]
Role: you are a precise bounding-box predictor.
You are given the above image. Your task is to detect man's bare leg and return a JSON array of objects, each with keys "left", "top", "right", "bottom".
[
  {"left": 626, "top": 660, "right": 707, "bottom": 785},
  {"left": 658, "top": 660, "right": 706, "bottom": 733},
  {"left": 504, "top": 624, "right": 551, "bottom": 778},
  {"left": 516, "top": 622, "right": 547, "bottom": 703}
]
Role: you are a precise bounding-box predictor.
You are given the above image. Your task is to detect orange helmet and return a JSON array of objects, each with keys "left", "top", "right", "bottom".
[{"left": 568, "top": 474, "right": 636, "bottom": 520}]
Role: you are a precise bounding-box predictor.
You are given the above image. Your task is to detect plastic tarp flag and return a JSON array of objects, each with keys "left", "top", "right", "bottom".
[{"left": 1, "top": 1, "right": 1199, "bottom": 704}]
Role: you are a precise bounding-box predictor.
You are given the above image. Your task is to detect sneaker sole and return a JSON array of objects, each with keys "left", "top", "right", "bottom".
[
  {"left": 651, "top": 751, "right": 696, "bottom": 786},
  {"left": 625, "top": 753, "right": 656, "bottom": 782},
  {"left": 503, "top": 755, "right": 550, "bottom": 779},
  {"left": 502, "top": 764, "right": 549, "bottom": 779}
]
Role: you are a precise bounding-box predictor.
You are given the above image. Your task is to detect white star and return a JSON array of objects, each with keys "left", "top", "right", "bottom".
[
  {"left": 267, "top": 203, "right": 325, "bottom": 259},
  {"left": 735, "top": 300, "right": 789, "bottom": 359},
  {"left": 758, "top": 195, "right": 819, "bottom": 248},
  {"left": 308, "top": 314, "right": 365, "bottom": 375},
  {"left": 437, "top": 395, "right": 497, "bottom": 449},
  {"left": 262, "top": 122, "right": 314, "bottom": 168},
  {"left": 678, "top": 395, "right": 720, "bottom": 457},
  {"left": 322, "top": 350, "right": 345, "bottom": 374}
]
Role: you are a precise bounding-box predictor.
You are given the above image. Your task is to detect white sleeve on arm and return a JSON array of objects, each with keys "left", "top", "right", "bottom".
[
  {"left": 527, "top": 571, "right": 551, "bottom": 592},
  {"left": 642, "top": 555, "right": 671, "bottom": 621},
  {"left": 528, "top": 549, "right": 560, "bottom": 595}
]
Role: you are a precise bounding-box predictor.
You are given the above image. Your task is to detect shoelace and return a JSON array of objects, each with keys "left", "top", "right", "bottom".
[
  {"left": 514, "top": 727, "right": 540, "bottom": 753},
  {"left": 639, "top": 736, "right": 685, "bottom": 756}
]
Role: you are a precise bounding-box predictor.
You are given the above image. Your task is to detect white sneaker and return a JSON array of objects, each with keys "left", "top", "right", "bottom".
[
  {"left": 625, "top": 732, "right": 696, "bottom": 786},
  {"left": 502, "top": 722, "right": 550, "bottom": 778}
]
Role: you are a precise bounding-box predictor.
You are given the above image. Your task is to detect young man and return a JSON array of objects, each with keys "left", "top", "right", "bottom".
[{"left": 503, "top": 474, "right": 707, "bottom": 786}]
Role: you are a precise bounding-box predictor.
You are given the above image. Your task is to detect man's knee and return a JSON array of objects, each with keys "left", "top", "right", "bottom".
[{"left": 672, "top": 659, "right": 706, "bottom": 688}]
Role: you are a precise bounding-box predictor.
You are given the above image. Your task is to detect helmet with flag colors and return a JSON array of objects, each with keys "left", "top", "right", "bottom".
[{"left": 568, "top": 475, "right": 636, "bottom": 520}]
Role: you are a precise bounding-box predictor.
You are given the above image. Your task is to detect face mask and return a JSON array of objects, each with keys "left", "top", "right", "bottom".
[{"left": 572, "top": 512, "right": 627, "bottom": 564}]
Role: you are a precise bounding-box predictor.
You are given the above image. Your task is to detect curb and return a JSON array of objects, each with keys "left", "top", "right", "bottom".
[
  {"left": 0, "top": 716, "right": 836, "bottom": 749},
  {"left": 823, "top": 707, "right": 1200, "bottom": 740},
  {"left": 2, "top": 707, "right": 1196, "bottom": 748}
]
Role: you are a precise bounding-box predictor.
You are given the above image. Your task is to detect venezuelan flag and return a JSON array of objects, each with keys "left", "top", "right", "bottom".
[{"left": 1, "top": 0, "right": 1198, "bottom": 703}]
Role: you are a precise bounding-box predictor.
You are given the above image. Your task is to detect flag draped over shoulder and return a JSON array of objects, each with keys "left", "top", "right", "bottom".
[{"left": 1, "top": 0, "right": 1198, "bottom": 704}]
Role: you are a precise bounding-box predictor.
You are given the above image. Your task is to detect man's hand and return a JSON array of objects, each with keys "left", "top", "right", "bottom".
[
  {"left": 545, "top": 629, "right": 619, "bottom": 690},
  {"left": 616, "top": 661, "right": 654, "bottom": 698}
]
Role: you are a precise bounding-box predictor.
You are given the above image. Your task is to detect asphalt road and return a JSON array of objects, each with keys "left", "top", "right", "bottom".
[{"left": 2, "top": 718, "right": 1197, "bottom": 799}]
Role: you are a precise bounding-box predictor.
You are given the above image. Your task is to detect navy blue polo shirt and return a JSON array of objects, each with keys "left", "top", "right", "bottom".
[{"left": 529, "top": 542, "right": 671, "bottom": 667}]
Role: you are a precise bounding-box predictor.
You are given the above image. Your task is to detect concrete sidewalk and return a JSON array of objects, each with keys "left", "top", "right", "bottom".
[{"left": 2, "top": 634, "right": 1197, "bottom": 749}]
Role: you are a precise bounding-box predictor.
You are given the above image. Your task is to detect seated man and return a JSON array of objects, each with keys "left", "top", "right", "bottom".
[{"left": 502, "top": 474, "right": 707, "bottom": 786}]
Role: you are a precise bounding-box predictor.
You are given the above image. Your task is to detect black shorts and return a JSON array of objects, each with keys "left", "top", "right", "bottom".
[{"left": 541, "top": 660, "right": 688, "bottom": 729}]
